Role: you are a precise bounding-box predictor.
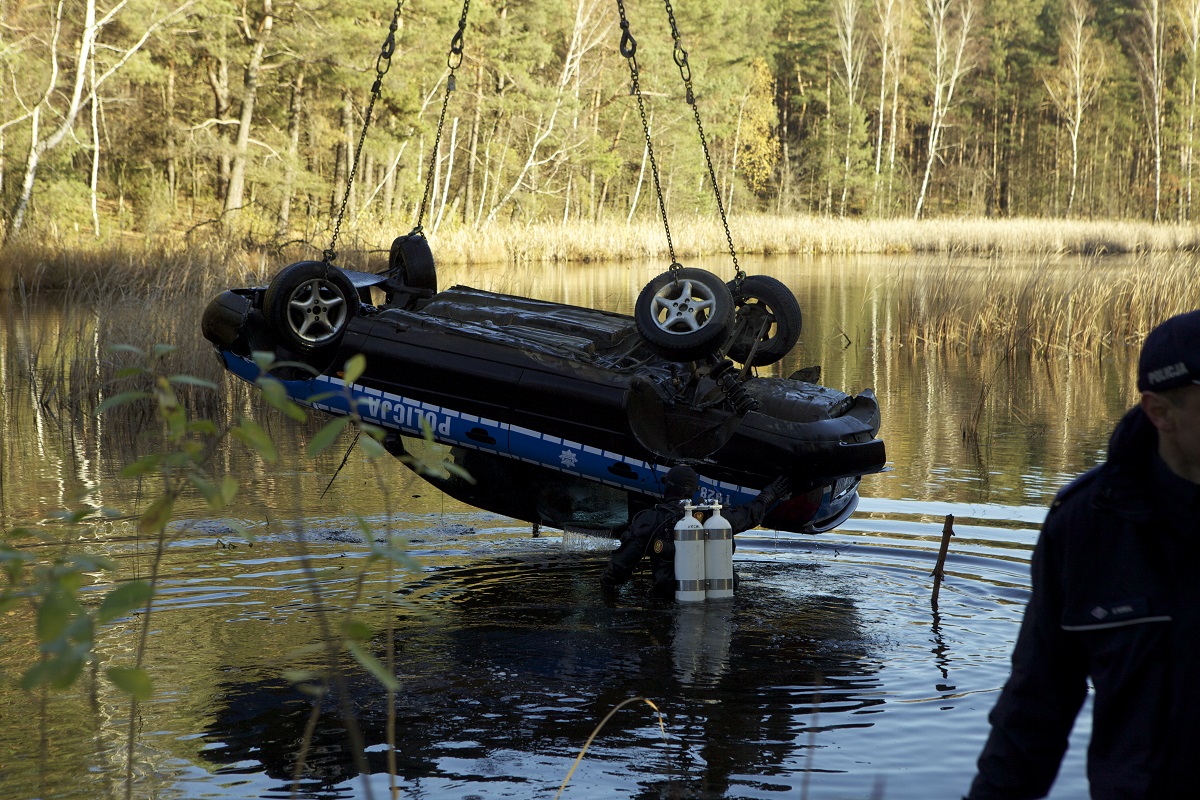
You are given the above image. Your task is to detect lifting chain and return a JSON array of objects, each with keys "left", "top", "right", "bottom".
[
  {"left": 661, "top": 0, "right": 744, "bottom": 289},
  {"left": 616, "top": 0, "right": 681, "bottom": 275},
  {"left": 413, "top": 0, "right": 471, "bottom": 235},
  {"left": 323, "top": 0, "right": 407, "bottom": 266}
]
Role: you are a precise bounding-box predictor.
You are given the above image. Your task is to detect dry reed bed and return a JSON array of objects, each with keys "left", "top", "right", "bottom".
[
  {"left": 420, "top": 215, "right": 1200, "bottom": 264},
  {"left": 893, "top": 251, "right": 1200, "bottom": 355},
  {"left": 4, "top": 226, "right": 1199, "bottom": 433},
  {"left": 4, "top": 216, "right": 1198, "bottom": 294}
]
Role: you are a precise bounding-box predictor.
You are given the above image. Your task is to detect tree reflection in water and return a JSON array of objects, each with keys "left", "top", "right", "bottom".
[{"left": 200, "top": 554, "right": 879, "bottom": 797}]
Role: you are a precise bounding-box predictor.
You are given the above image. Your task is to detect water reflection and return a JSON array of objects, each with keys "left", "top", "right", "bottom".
[
  {"left": 199, "top": 549, "right": 879, "bottom": 798},
  {"left": 1, "top": 253, "right": 1144, "bottom": 525},
  {"left": 1, "top": 252, "right": 1129, "bottom": 799}
]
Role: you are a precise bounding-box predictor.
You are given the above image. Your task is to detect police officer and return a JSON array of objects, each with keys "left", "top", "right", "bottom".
[
  {"left": 600, "top": 465, "right": 791, "bottom": 596},
  {"left": 967, "top": 309, "right": 1200, "bottom": 799}
]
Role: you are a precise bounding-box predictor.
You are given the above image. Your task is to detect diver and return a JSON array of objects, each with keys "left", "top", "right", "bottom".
[{"left": 601, "top": 465, "right": 792, "bottom": 596}]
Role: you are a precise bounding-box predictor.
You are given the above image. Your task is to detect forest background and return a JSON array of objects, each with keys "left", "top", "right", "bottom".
[{"left": 1, "top": 0, "right": 1196, "bottom": 256}]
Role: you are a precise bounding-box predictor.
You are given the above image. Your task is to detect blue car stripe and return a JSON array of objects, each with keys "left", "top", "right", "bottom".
[{"left": 222, "top": 351, "right": 754, "bottom": 506}]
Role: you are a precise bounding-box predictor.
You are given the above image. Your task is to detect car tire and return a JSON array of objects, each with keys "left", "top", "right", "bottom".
[
  {"left": 634, "top": 268, "right": 734, "bottom": 362},
  {"left": 389, "top": 234, "right": 438, "bottom": 293},
  {"left": 263, "top": 261, "right": 358, "bottom": 355},
  {"left": 725, "top": 275, "right": 802, "bottom": 366}
]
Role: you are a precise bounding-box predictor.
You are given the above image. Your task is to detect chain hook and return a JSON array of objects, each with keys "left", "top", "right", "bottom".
[{"left": 619, "top": 20, "right": 637, "bottom": 58}]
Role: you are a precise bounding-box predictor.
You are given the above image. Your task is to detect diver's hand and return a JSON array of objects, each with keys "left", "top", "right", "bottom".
[{"left": 759, "top": 475, "right": 793, "bottom": 506}]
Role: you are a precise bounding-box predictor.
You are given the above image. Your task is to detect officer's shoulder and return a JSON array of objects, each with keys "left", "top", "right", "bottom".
[{"left": 1048, "top": 465, "right": 1103, "bottom": 512}]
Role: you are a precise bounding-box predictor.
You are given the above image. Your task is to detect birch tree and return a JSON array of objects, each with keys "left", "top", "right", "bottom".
[
  {"left": 224, "top": 0, "right": 274, "bottom": 215},
  {"left": 834, "top": 0, "right": 868, "bottom": 215},
  {"left": 483, "top": 0, "right": 611, "bottom": 225},
  {"left": 1044, "top": 0, "right": 1104, "bottom": 217},
  {"left": 5, "top": 0, "right": 194, "bottom": 240},
  {"left": 1131, "top": 0, "right": 1168, "bottom": 221},
  {"left": 872, "top": 0, "right": 907, "bottom": 212},
  {"left": 913, "top": 0, "right": 974, "bottom": 219},
  {"left": 1178, "top": 0, "right": 1200, "bottom": 219}
]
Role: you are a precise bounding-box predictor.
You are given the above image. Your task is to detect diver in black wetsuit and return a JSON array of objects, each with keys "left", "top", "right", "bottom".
[{"left": 601, "top": 465, "right": 791, "bottom": 596}]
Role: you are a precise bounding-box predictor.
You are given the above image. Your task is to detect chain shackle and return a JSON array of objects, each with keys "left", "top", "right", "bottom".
[
  {"left": 619, "top": 20, "right": 637, "bottom": 58},
  {"left": 447, "top": 0, "right": 470, "bottom": 69}
]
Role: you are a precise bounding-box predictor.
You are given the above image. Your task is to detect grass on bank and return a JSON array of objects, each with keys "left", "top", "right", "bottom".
[{"left": 4, "top": 214, "right": 1200, "bottom": 294}]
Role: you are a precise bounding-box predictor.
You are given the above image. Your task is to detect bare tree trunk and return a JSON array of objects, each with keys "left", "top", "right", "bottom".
[
  {"left": 464, "top": 63, "right": 482, "bottom": 227},
  {"left": 874, "top": 0, "right": 907, "bottom": 215},
  {"left": 1044, "top": 0, "right": 1104, "bottom": 218},
  {"left": 225, "top": 0, "right": 272, "bottom": 215},
  {"left": 835, "top": 0, "right": 866, "bottom": 216},
  {"left": 332, "top": 89, "right": 351, "bottom": 216},
  {"left": 887, "top": 47, "right": 904, "bottom": 212},
  {"left": 90, "top": 57, "right": 101, "bottom": 237},
  {"left": 433, "top": 117, "right": 459, "bottom": 234},
  {"left": 384, "top": 147, "right": 396, "bottom": 216},
  {"left": 727, "top": 98, "right": 745, "bottom": 215},
  {"left": 1180, "top": 0, "right": 1200, "bottom": 220},
  {"left": 276, "top": 71, "right": 304, "bottom": 239},
  {"left": 166, "top": 61, "right": 177, "bottom": 209},
  {"left": 628, "top": 128, "right": 649, "bottom": 223},
  {"left": 430, "top": 121, "right": 443, "bottom": 224},
  {"left": 477, "top": 133, "right": 492, "bottom": 226},
  {"left": 914, "top": 0, "right": 974, "bottom": 219},
  {"left": 207, "top": 55, "right": 233, "bottom": 204},
  {"left": 874, "top": 0, "right": 897, "bottom": 179},
  {"left": 1133, "top": 0, "right": 1166, "bottom": 221}
]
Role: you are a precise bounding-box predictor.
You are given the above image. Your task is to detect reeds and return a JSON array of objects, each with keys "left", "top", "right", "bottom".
[
  {"left": 370, "top": 215, "right": 1200, "bottom": 263},
  {"left": 4, "top": 215, "right": 1198, "bottom": 295},
  {"left": 892, "top": 250, "right": 1200, "bottom": 356}
]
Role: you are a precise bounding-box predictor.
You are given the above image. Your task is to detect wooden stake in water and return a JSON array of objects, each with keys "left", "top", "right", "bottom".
[{"left": 931, "top": 514, "right": 955, "bottom": 610}]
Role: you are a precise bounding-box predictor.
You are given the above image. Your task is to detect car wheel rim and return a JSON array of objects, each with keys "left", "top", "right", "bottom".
[
  {"left": 649, "top": 278, "right": 718, "bottom": 335},
  {"left": 737, "top": 301, "right": 776, "bottom": 341},
  {"left": 285, "top": 278, "right": 347, "bottom": 344}
]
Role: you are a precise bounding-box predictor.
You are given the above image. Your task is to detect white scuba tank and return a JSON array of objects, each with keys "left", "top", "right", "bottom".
[
  {"left": 673, "top": 502, "right": 706, "bottom": 603},
  {"left": 703, "top": 502, "right": 734, "bottom": 599}
]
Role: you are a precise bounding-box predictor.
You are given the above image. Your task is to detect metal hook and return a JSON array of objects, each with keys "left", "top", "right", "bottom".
[{"left": 619, "top": 20, "right": 637, "bottom": 58}]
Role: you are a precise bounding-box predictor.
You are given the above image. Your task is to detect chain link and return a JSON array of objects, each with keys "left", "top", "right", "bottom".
[
  {"left": 616, "top": 0, "right": 679, "bottom": 273},
  {"left": 415, "top": 0, "right": 471, "bottom": 232},
  {"left": 661, "top": 0, "right": 743, "bottom": 287},
  {"left": 324, "top": 0, "right": 407, "bottom": 265}
]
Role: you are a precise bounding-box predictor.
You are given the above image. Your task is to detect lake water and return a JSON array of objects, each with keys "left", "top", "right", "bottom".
[{"left": 0, "top": 252, "right": 1149, "bottom": 799}]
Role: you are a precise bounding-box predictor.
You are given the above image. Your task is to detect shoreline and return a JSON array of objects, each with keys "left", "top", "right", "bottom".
[{"left": 3, "top": 214, "right": 1197, "bottom": 295}]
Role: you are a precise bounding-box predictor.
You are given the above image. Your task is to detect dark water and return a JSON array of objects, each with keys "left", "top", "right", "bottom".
[{"left": 1, "top": 253, "right": 1144, "bottom": 799}]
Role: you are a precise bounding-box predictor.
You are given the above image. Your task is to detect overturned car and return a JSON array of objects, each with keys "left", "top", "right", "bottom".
[{"left": 202, "top": 235, "right": 886, "bottom": 535}]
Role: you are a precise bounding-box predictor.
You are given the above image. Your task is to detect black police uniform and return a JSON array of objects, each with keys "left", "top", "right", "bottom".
[{"left": 968, "top": 406, "right": 1200, "bottom": 799}]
